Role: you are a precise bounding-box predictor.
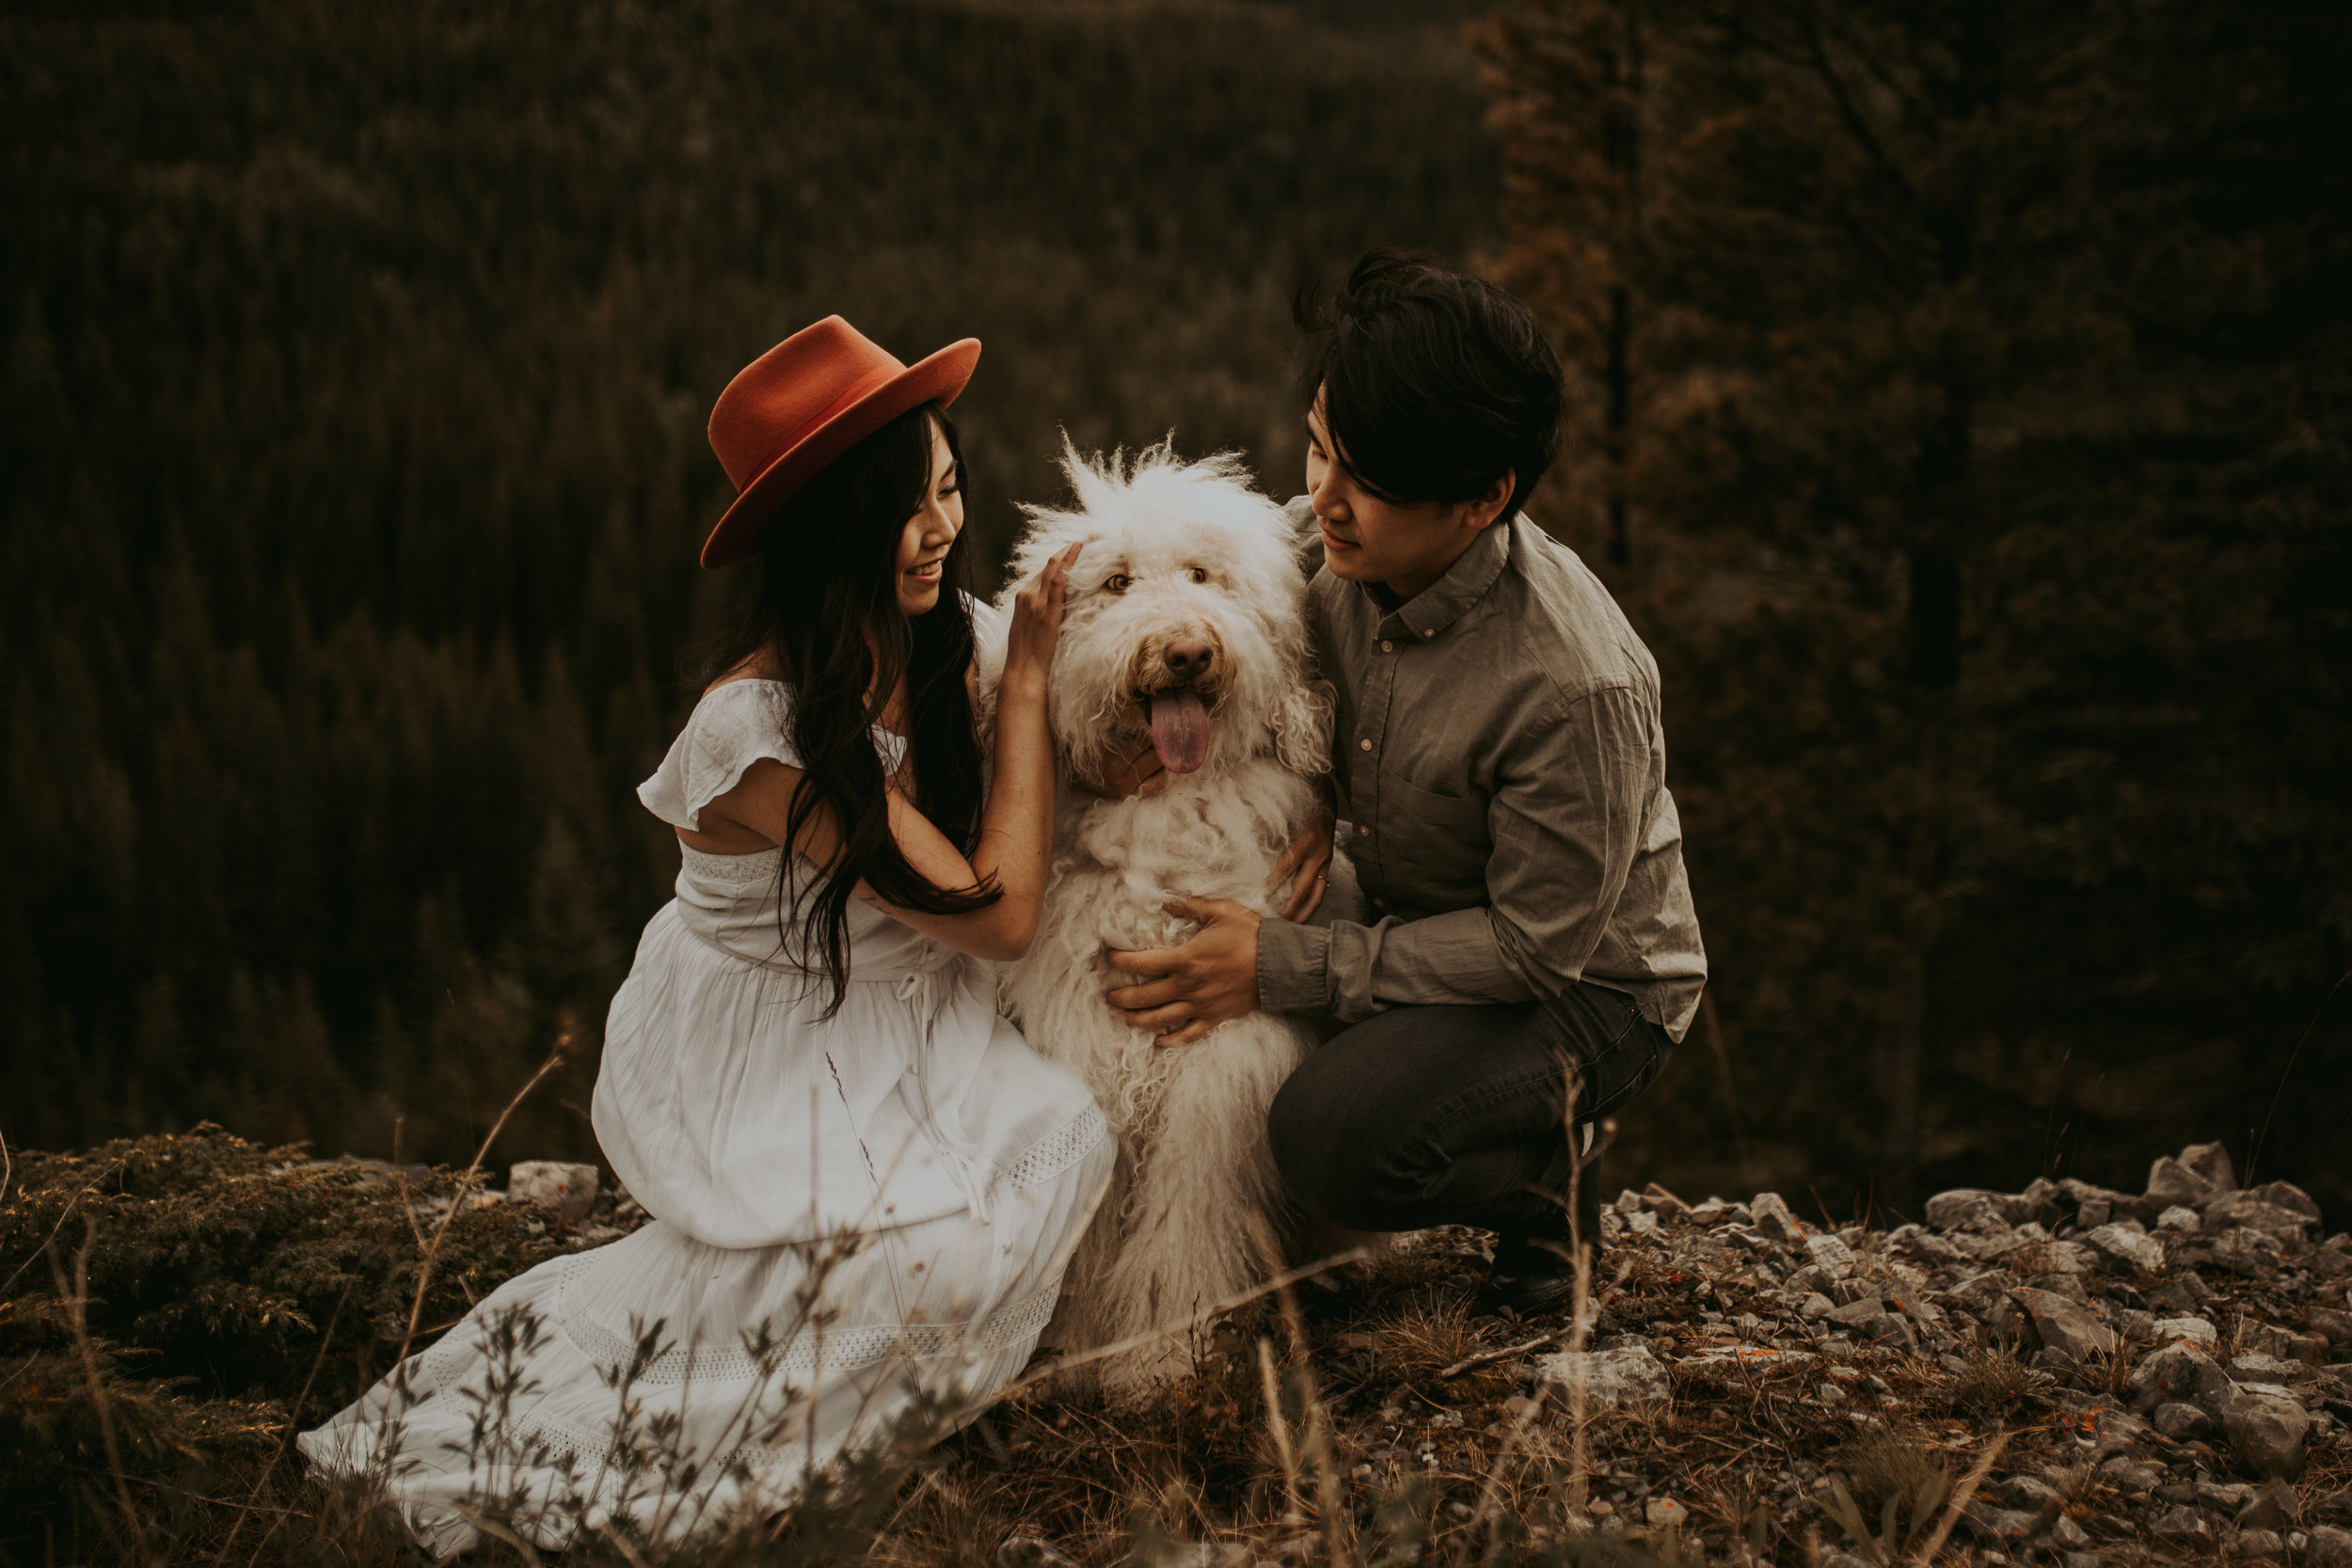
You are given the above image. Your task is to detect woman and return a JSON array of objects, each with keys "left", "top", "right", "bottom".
[{"left": 301, "top": 318, "right": 1112, "bottom": 1554}]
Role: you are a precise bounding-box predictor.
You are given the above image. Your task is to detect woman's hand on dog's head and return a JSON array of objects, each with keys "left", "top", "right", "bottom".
[{"left": 1001, "top": 541, "right": 1083, "bottom": 701}]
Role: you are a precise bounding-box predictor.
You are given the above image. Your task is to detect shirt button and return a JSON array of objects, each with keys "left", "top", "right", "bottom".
[
  {"left": 1422, "top": 628, "right": 1435, "bottom": 638},
  {"left": 1379, "top": 640, "right": 1393, "bottom": 653},
  {"left": 1359, "top": 738, "right": 1373, "bottom": 752},
  {"left": 1357, "top": 823, "right": 1371, "bottom": 837}
]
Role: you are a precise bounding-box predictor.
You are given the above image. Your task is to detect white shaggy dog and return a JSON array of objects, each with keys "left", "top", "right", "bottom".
[{"left": 986, "top": 441, "right": 1357, "bottom": 1396}]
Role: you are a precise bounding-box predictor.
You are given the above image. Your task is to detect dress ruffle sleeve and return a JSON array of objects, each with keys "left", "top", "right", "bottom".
[{"left": 637, "top": 681, "right": 906, "bottom": 831}]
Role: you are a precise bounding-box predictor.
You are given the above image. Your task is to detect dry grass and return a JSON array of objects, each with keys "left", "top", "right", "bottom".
[
  {"left": 7, "top": 1117, "right": 2092, "bottom": 1568},
  {"left": 1340, "top": 1284, "right": 1522, "bottom": 1408},
  {"left": 1833, "top": 1425, "right": 1947, "bottom": 1513},
  {"left": 1945, "top": 1345, "right": 2042, "bottom": 1418},
  {"left": 3, "top": 1215, "right": 2063, "bottom": 1568}
]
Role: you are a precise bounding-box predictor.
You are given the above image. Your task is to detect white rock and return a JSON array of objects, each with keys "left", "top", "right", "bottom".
[
  {"left": 2156, "top": 1315, "right": 2218, "bottom": 1348},
  {"left": 1645, "top": 1497, "right": 1689, "bottom": 1529},
  {"left": 2229, "top": 1354, "right": 2309, "bottom": 1384},
  {"left": 1001, "top": 1537, "right": 1081, "bottom": 1568},
  {"left": 1805, "top": 1233, "right": 1856, "bottom": 1275},
  {"left": 2067, "top": 1241, "right": 2109, "bottom": 1274},
  {"left": 508, "top": 1160, "right": 599, "bottom": 1225},
  {"left": 1136, "top": 1542, "right": 1250, "bottom": 1568},
  {"left": 2085, "top": 1223, "right": 2165, "bottom": 1273},
  {"left": 1536, "top": 1345, "right": 1672, "bottom": 1412},
  {"left": 2157, "top": 1205, "right": 2202, "bottom": 1232},
  {"left": 1926, "top": 1188, "right": 2012, "bottom": 1233},
  {"left": 1751, "top": 1191, "right": 1806, "bottom": 1241}
]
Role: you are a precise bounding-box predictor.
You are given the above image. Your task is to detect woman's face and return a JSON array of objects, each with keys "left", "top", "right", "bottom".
[{"left": 894, "top": 418, "right": 964, "bottom": 616}]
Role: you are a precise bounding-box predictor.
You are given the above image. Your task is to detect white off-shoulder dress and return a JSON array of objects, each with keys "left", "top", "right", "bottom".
[{"left": 300, "top": 677, "right": 1113, "bottom": 1556}]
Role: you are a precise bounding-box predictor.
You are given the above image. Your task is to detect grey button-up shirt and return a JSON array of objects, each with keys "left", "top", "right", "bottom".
[{"left": 1257, "top": 501, "right": 1708, "bottom": 1040}]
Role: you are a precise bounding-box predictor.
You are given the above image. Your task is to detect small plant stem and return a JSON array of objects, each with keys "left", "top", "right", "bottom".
[
  {"left": 969, "top": 1245, "right": 1374, "bottom": 1414},
  {"left": 393, "top": 1042, "right": 567, "bottom": 1370},
  {"left": 0, "top": 1155, "right": 127, "bottom": 1302},
  {"left": 1465, "top": 1378, "right": 1549, "bottom": 1560},
  {"left": 1562, "top": 1080, "right": 1595, "bottom": 1522},
  {"left": 49, "top": 1214, "right": 146, "bottom": 1558},
  {"left": 594, "top": 1523, "right": 657, "bottom": 1568},
  {"left": 1257, "top": 1338, "right": 1300, "bottom": 1511},
  {"left": 1248, "top": 1217, "right": 1349, "bottom": 1562},
  {"left": 1438, "top": 1332, "right": 1559, "bottom": 1380},
  {"left": 1909, "top": 1430, "right": 2007, "bottom": 1566},
  {"left": 214, "top": 1277, "right": 353, "bottom": 1566}
]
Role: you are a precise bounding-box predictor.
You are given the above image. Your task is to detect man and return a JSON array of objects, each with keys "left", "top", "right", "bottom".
[{"left": 1105, "top": 249, "right": 1707, "bottom": 1313}]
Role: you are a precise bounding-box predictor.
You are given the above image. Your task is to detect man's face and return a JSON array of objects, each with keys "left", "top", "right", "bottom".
[{"left": 1304, "top": 388, "right": 1508, "bottom": 599}]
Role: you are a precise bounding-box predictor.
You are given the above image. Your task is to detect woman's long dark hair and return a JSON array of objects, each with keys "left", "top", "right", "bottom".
[{"left": 700, "top": 400, "right": 998, "bottom": 1016}]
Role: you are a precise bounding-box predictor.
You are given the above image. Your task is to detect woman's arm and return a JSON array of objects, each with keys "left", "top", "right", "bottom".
[{"left": 695, "top": 543, "right": 1080, "bottom": 961}]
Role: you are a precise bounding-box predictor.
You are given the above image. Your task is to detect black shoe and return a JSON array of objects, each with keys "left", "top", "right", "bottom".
[
  {"left": 1479, "top": 1230, "right": 1586, "bottom": 1320},
  {"left": 1476, "top": 1127, "right": 1611, "bottom": 1320}
]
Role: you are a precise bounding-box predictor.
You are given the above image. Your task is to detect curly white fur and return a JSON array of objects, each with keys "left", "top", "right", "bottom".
[{"left": 986, "top": 440, "right": 1359, "bottom": 1397}]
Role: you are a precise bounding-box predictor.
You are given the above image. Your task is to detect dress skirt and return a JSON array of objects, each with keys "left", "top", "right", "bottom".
[{"left": 296, "top": 1024, "right": 1109, "bottom": 1557}]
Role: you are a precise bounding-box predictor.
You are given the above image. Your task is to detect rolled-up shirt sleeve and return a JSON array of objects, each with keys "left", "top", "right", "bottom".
[{"left": 1258, "top": 684, "right": 1653, "bottom": 1022}]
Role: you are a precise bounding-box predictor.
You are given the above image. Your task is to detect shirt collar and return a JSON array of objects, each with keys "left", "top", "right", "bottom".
[{"left": 1359, "top": 514, "right": 1515, "bottom": 642}]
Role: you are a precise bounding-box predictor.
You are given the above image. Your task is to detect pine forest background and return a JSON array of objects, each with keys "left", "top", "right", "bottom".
[{"left": 4, "top": 0, "right": 2346, "bottom": 1220}]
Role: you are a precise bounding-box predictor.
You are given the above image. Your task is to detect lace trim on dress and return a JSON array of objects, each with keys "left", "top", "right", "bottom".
[
  {"left": 1004, "top": 1103, "right": 1107, "bottom": 1192},
  {"left": 678, "top": 844, "right": 785, "bottom": 887},
  {"left": 550, "top": 1255, "right": 1060, "bottom": 1386}
]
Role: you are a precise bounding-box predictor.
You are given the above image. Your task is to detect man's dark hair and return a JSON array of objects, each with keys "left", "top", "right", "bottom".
[{"left": 1295, "top": 248, "right": 1564, "bottom": 517}]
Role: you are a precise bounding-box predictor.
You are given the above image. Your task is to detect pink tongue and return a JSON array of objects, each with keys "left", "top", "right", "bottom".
[{"left": 1147, "top": 689, "right": 1210, "bottom": 774}]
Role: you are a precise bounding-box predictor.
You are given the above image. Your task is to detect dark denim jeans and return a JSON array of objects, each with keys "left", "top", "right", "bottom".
[{"left": 1266, "top": 982, "right": 1674, "bottom": 1235}]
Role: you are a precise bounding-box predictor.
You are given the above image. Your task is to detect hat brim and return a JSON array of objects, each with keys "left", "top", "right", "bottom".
[{"left": 700, "top": 338, "right": 981, "bottom": 570}]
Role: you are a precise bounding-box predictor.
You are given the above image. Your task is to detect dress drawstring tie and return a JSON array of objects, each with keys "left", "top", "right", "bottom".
[{"left": 897, "top": 964, "right": 997, "bottom": 1225}]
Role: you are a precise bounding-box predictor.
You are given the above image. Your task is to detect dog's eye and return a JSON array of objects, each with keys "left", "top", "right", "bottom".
[
  {"left": 1104, "top": 573, "right": 1132, "bottom": 594},
  {"left": 1186, "top": 566, "right": 1209, "bottom": 584}
]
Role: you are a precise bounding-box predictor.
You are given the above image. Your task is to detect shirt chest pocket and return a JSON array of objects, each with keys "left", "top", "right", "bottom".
[{"left": 1378, "top": 778, "right": 1492, "bottom": 911}]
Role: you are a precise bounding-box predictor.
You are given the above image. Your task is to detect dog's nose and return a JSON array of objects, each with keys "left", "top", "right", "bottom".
[{"left": 1162, "top": 641, "right": 1215, "bottom": 683}]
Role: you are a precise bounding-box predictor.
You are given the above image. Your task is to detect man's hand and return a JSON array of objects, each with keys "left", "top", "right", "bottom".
[
  {"left": 1105, "top": 897, "right": 1261, "bottom": 1047},
  {"left": 1269, "top": 809, "right": 1335, "bottom": 922},
  {"left": 1075, "top": 738, "right": 1169, "bottom": 800}
]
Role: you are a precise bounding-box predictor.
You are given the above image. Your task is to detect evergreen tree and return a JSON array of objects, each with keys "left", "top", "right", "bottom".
[
  {"left": 1485, "top": 0, "right": 2352, "bottom": 1210},
  {"left": 0, "top": 0, "right": 1500, "bottom": 1164}
]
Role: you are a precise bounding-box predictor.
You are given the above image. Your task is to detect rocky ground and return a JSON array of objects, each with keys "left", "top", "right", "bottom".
[
  {"left": 188, "top": 1138, "right": 2352, "bottom": 1566},
  {"left": 1415, "top": 1139, "right": 2352, "bottom": 1566}
]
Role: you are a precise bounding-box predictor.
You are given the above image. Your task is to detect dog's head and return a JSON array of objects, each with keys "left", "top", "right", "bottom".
[{"left": 1002, "top": 440, "right": 1331, "bottom": 785}]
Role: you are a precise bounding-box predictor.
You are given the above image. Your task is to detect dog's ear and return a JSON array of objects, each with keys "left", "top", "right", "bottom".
[{"left": 1268, "top": 676, "right": 1336, "bottom": 777}]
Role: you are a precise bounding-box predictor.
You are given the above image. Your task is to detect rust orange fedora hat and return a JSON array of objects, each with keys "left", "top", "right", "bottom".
[{"left": 701, "top": 316, "right": 981, "bottom": 569}]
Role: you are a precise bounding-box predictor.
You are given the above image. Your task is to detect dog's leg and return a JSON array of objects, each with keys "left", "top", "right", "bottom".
[{"left": 1089, "top": 1018, "right": 1307, "bottom": 1397}]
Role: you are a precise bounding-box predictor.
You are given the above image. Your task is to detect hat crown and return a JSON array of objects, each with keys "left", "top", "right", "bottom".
[
  {"left": 707, "top": 316, "right": 908, "bottom": 492},
  {"left": 697, "top": 317, "right": 978, "bottom": 569}
]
